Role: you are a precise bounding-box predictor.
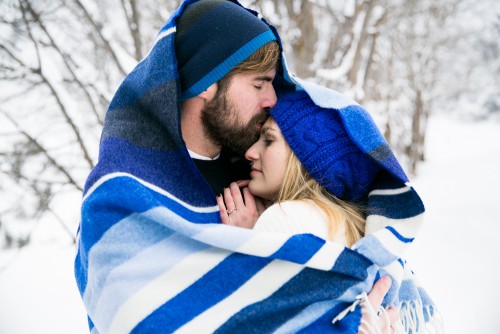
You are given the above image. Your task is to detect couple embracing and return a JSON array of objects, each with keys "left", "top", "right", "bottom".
[{"left": 75, "top": 1, "right": 441, "bottom": 333}]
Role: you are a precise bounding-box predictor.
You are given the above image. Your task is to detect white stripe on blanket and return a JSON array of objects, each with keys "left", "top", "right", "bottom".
[
  {"left": 87, "top": 233, "right": 209, "bottom": 332},
  {"left": 369, "top": 187, "right": 411, "bottom": 196},
  {"left": 304, "top": 240, "right": 345, "bottom": 270},
  {"left": 175, "top": 259, "right": 304, "bottom": 333},
  {"left": 197, "top": 226, "right": 346, "bottom": 271},
  {"left": 108, "top": 247, "right": 231, "bottom": 334},
  {"left": 365, "top": 214, "right": 424, "bottom": 239},
  {"left": 82, "top": 172, "right": 219, "bottom": 213}
]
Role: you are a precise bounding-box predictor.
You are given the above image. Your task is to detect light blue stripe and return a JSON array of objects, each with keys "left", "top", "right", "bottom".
[
  {"left": 89, "top": 233, "right": 209, "bottom": 332},
  {"left": 83, "top": 206, "right": 214, "bottom": 330},
  {"left": 83, "top": 212, "right": 173, "bottom": 305},
  {"left": 193, "top": 224, "right": 259, "bottom": 252},
  {"left": 299, "top": 78, "right": 359, "bottom": 109},
  {"left": 354, "top": 234, "right": 397, "bottom": 266}
]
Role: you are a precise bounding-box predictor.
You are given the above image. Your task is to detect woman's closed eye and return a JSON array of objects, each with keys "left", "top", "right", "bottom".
[{"left": 262, "top": 135, "right": 274, "bottom": 146}]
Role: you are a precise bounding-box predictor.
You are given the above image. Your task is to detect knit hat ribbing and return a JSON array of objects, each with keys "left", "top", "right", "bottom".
[
  {"left": 175, "top": 0, "right": 276, "bottom": 101},
  {"left": 270, "top": 90, "right": 380, "bottom": 202}
]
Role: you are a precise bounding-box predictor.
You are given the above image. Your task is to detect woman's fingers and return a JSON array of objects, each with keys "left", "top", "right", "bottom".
[
  {"left": 223, "top": 186, "right": 236, "bottom": 212},
  {"left": 218, "top": 182, "right": 262, "bottom": 229},
  {"left": 229, "top": 182, "right": 245, "bottom": 210},
  {"left": 235, "top": 179, "right": 250, "bottom": 188},
  {"left": 216, "top": 194, "right": 230, "bottom": 225},
  {"left": 367, "top": 276, "right": 391, "bottom": 310},
  {"left": 385, "top": 306, "right": 399, "bottom": 330}
]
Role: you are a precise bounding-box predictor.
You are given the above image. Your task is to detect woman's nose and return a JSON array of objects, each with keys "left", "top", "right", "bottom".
[{"left": 244, "top": 143, "right": 258, "bottom": 162}]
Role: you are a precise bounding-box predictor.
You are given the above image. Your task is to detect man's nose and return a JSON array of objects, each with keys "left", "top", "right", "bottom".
[{"left": 259, "top": 85, "right": 277, "bottom": 109}]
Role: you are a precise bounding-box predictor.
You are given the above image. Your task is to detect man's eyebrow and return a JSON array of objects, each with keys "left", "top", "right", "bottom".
[{"left": 254, "top": 75, "right": 274, "bottom": 82}]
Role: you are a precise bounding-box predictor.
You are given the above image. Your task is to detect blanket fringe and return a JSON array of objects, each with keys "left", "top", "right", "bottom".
[
  {"left": 399, "top": 301, "right": 444, "bottom": 334},
  {"left": 332, "top": 294, "right": 444, "bottom": 334}
]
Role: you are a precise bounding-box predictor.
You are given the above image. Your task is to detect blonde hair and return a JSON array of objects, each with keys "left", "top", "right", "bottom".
[{"left": 276, "top": 152, "right": 365, "bottom": 246}]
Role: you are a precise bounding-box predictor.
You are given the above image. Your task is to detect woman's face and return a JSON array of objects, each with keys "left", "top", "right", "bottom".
[{"left": 244, "top": 118, "right": 291, "bottom": 201}]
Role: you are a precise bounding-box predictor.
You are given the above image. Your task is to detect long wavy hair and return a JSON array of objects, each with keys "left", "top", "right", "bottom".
[{"left": 275, "top": 152, "right": 365, "bottom": 246}]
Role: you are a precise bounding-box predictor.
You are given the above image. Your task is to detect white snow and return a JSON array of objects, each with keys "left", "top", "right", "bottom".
[
  {"left": 407, "top": 114, "right": 500, "bottom": 334},
  {"left": 0, "top": 114, "right": 499, "bottom": 333}
]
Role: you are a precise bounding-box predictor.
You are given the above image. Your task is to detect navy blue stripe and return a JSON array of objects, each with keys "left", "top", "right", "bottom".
[
  {"left": 298, "top": 302, "right": 362, "bottom": 333},
  {"left": 331, "top": 248, "right": 374, "bottom": 279},
  {"left": 77, "top": 176, "right": 219, "bottom": 292},
  {"left": 216, "top": 261, "right": 369, "bottom": 333},
  {"left": 367, "top": 188, "right": 424, "bottom": 219},
  {"left": 131, "top": 253, "right": 271, "bottom": 333},
  {"left": 386, "top": 226, "right": 414, "bottom": 243},
  {"left": 82, "top": 176, "right": 218, "bottom": 254}
]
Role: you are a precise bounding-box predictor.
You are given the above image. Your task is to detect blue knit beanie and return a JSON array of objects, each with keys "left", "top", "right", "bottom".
[
  {"left": 270, "top": 90, "right": 381, "bottom": 202},
  {"left": 175, "top": 0, "right": 276, "bottom": 101}
]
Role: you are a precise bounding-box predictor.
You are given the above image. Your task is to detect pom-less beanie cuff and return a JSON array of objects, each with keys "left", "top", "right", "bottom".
[
  {"left": 175, "top": 0, "right": 277, "bottom": 101},
  {"left": 182, "top": 30, "right": 276, "bottom": 100}
]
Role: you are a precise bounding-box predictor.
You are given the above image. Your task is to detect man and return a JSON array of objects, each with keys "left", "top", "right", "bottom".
[{"left": 75, "top": 0, "right": 397, "bottom": 332}]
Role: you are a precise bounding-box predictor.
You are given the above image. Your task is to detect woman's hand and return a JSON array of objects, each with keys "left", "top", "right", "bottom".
[
  {"left": 359, "top": 276, "right": 400, "bottom": 333},
  {"left": 216, "top": 181, "right": 265, "bottom": 228}
]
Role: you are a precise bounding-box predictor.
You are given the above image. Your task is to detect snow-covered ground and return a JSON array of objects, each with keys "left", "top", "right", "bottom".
[
  {"left": 0, "top": 114, "right": 499, "bottom": 333},
  {"left": 407, "top": 114, "right": 500, "bottom": 334}
]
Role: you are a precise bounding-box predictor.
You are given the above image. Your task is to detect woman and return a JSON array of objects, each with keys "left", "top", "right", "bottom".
[
  {"left": 217, "top": 90, "right": 441, "bottom": 333},
  {"left": 217, "top": 90, "right": 379, "bottom": 247}
]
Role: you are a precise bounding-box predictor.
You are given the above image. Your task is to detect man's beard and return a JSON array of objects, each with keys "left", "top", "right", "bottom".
[{"left": 201, "top": 91, "right": 268, "bottom": 155}]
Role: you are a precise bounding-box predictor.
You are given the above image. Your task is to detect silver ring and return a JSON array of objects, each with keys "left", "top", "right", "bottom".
[{"left": 227, "top": 208, "right": 237, "bottom": 215}]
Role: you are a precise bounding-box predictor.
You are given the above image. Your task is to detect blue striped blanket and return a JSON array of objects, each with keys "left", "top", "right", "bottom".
[{"left": 75, "top": 1, "right": 440, "bottom": 333}]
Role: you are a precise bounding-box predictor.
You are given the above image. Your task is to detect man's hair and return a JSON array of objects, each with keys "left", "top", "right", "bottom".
[
  {"left": 276, "top": 151, "right": 366, "bottom": 247},
  {"left": 217, "top": 41, "right": 280, "bottom": 93}
]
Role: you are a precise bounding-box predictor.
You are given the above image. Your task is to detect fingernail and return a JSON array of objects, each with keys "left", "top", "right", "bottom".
[{"left": 381, "top": 276, "right": 392, "bottom": 287}]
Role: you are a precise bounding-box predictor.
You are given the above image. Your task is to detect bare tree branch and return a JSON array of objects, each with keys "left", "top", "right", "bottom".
[
  {"left": 21, "top": 0, "right": 104, "bottom": 125},
  {"left": 2, "top": 111, "right": 84, "bottom": 192},
  {"left": 120, "top": 0, "right": 143, "bottom": 60},
  {"left": 19, "top": 0, "right": 95, "bottom": 170},
  {"left": 72, "top": 0, "right": 127, "bottom": 76}
]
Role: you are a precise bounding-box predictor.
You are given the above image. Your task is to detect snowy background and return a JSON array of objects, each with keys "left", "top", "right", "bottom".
[{"left": 0, "top": 114, "right": 499, "bottom": 333}]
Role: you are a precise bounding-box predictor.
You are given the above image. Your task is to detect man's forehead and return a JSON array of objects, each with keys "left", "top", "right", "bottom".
[{"left": 244, "top": 69, "right": 277, "bottom": 81}]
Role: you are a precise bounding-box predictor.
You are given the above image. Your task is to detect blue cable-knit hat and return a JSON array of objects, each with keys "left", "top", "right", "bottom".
[
  {"left": 175, "top": 0, "right": 276, "bottom": 101},
  {"left": 270, "top": 90, "right": 381, "bottom": 202}
]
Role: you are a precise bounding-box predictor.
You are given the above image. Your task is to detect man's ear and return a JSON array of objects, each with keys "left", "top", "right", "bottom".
[{"left": 198, "top": 83, "right": 218, "bottom": 102}]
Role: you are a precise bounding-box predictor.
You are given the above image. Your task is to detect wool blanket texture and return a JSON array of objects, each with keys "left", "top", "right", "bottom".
[{"left": 75, "top": 0, "right": 441, "bottom": 333}]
